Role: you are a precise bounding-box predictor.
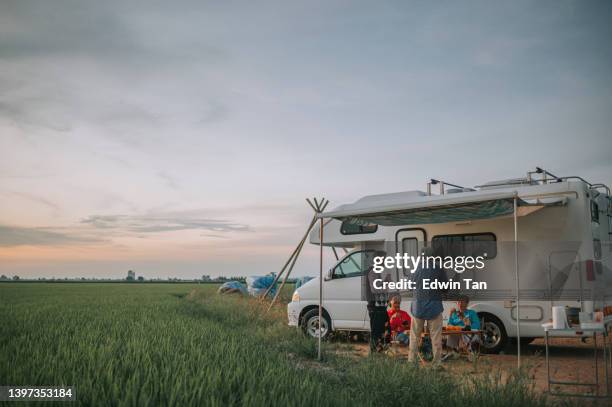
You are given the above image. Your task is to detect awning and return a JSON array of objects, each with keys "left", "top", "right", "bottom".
[{"left": 321, "top": 191, "right": 566, "bottom": 227}]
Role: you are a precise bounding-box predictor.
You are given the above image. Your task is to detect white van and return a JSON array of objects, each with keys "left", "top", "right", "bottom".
[{"left": 288, "top": 169, "right": 611, "bottom": 353}]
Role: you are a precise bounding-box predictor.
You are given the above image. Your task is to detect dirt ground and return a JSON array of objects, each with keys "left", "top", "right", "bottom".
[{"left": 333, "top": 335, "right": 612, "bottom": 401}]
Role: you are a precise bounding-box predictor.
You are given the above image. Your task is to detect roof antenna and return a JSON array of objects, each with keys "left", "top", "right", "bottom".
[{"left": 428, "top": 179, "right": 466, "bottom": 195}]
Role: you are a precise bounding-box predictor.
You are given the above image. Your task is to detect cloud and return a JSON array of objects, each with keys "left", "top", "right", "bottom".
[
  {"left": 0, "top": 99, "right": 72, "bottom": 132},
  {"left": 201, "top": 233, "right": 231, "bottom": 239},
  {"left": 80, "top": 213, "right": 249, "bottom": 234},
  {"left": 0, "top": 0, "right": 229, "bottom": 138},
  {"left": 0, "top": 208, "right": 252, "bottom": 247},
  {"left": 199, "top": 101, "right": 229, "bottom": 124},
  {"left": 2, "top": 191, "right": 61, "bottom": 213},
  {"left": 156, "top": 171, "right": 179, "bottom": 190},
  {"left": 0, "top": 225, "right": 104, "bottom": 247}
]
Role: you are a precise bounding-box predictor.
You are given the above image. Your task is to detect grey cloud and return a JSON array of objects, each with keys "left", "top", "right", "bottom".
[
  {"left": 0, "top": 1, "right": 138, "bottom": 60},
  {"left": 199, "top": 101, "right": 229, "bottom": 124},
  {"left": 0, "top": 0, "right": 226, "bottom": 64},
  {"left": 156, "top": 171, "right": 179, "bottom": 190},
  {"left": 81, "top": 214, "right": 249, "bottom": 234},
  {"left": 0, "top": 100, "right": 72, "bottom": 132},
  {"left": 4, "top": 191, "right": 61, "bottom": 213},
  {"left": 201, "top": 233, "right": 231, "bottom": 239},
  {"left": 0, "top": 0, "right": 229, "bottom": 136},
  {"left": 0, "top": 225, "right": 104, "bottom": 247}
]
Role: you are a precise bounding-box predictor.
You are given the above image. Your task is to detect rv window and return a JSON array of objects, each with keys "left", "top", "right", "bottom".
[
  {"left": 402, "top": 238, "right": 419, "bottom": 257},
  {"left": 340, "top": 221, "right": 378, "bottom": 235},
  {"left": 332, "top": 250, "right": 379, "bottom": 279},
  {"left": 431, "top": 233, "right": 497, "bottom": 259},
  {"left": 591, "top": 201, "right": 599, "bottom": 224}
]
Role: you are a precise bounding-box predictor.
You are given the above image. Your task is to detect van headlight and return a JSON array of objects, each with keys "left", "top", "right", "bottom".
[{"left": 292, "top": 291, "right": 300, "bottom": 302}]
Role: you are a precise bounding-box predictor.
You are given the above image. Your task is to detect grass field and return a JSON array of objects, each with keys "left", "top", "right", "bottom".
[{"left": 1, "top": 283, "right": 551, "bottom": 406}]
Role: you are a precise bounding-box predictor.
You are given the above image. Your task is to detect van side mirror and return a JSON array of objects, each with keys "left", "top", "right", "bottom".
[{"left": 324, "top": 268, "right": 333, "bottom": 281}]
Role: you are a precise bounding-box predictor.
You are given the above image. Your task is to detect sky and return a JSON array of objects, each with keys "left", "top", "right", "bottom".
[{"left": 1, "top": 0, "right": 611, "bottom": 279}]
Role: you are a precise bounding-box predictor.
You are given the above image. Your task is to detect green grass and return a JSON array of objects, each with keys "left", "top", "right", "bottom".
[{"left": 1, "top": 283, "right": 549, "bottom": 406}]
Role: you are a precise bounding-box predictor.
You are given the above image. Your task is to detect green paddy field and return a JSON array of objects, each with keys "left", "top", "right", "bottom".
[{"left": 1, "top": 283, "right": 549, "bottom": 406}]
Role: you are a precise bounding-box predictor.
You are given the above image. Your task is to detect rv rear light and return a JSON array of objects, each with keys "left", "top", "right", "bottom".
[
  {"left": 291, "top": 291, "right": 300, "bottom": 302},
  {"left": 586, "top": 260, "right": 595, "bottom": 281}
]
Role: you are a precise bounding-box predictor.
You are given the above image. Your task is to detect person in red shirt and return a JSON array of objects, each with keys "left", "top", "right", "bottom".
[{"left": 388, "top": 295, "right": 411, "bottom": 345}]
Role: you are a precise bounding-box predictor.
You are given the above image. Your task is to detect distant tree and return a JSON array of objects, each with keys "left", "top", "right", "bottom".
[
  {"left": 12, "top": 275, "right": 20, "bottom": 281},
  {"left": 126, "top": 270, "right": 135, "bottom": 281},
  {"left": 137, "top": 276, "right": 144, "bottom": 281},
  {"left": 0, "top": 274, "right": 8, "bottom": 280}
]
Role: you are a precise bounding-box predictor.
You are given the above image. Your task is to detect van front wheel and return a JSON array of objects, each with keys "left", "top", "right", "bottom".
[{"left": 301, "top": 308, "right": 331, "bottom": 339}]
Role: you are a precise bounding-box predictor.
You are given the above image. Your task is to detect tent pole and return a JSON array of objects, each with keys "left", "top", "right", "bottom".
[
  {"left": 331, "top": 247, "right": 339, "bottom": 261},
  {"left": 261, "top": 215, "right": 317, "bottom": 300},
  {"left": 267, "top": 231, "right": 308, "bottom": 311},
  {"left": 514, "top": 195, "right": 521, "bottom": 369},
  {"left": 318, "top": 213, "right": 324, "bottom": 361}
]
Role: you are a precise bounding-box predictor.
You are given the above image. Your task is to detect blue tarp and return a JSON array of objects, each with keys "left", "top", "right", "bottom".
[
  {"left": 246, "top": 274, "right": 277, "bottom": 298},
  {"left": 217, "top": 281, "right": 248, "bottom": 295}
]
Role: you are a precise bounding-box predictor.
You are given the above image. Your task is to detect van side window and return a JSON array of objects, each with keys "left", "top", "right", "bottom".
[
  {"left": 340, "top": 221, "right": 378, "bottom": 235},
  {"left": 332, "top": 250, "right": 379, "bottom": 279},
  {"left": 591, "top": 200, "right": 599, "bottom": 224},
  {"left": 432, "top": 233, "right": 497, "bottom": 259}
]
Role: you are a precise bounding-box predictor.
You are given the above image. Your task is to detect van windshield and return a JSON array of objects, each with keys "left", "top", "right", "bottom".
[{"left": 332, "top": 250, "right": 380, "bottom": 279}]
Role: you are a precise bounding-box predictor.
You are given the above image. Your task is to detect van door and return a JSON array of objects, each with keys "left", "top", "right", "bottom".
[
  {"left": 396, "top": 228, "right": 426, "bottom": 275},
  {"left": 351, "top": 228, "right": 427, "bottom": 328},
  {"left": 324, "top": 250, "right": 375, "bottom": 330}
]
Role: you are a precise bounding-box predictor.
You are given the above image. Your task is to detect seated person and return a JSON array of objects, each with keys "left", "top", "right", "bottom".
[
  {"left": 387, "top": 295, "right": 411, "bottom": 345},
  {"left": 446, "top": 296, "right": 480, "bottom": 353}
]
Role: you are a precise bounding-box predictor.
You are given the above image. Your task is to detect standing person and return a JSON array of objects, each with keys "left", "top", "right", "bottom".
[
  {"left": 388, "top": 295, "right": 411, "bottom": 345},
  {"left": 408, "top": 246, "right": 448, "bottom": 367},
  {"left": 363, "top": 250, "right": 391, "bottom": 353}
]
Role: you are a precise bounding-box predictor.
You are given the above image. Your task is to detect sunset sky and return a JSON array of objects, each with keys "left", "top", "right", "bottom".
[{"left": 1, "top": 0, "right": 611, "bottom": 279}]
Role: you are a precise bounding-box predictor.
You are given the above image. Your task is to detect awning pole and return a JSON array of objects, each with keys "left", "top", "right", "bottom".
[
  {"left": 514, "top": 195, "right": 521, "bottom": 368},
  {"left": 318, "top": 214, "right": 323, "bottom": 361}
]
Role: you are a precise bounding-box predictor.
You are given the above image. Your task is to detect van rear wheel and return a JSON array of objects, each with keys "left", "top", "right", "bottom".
[
  {"left": 301, "top": 308, "right": 331, "bottom": 339},
  {"left": 478, "top": 313, "right": 507, "bottom": 354}
]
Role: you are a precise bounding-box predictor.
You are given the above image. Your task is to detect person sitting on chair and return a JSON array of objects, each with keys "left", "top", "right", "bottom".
[
  {"left": 446, "top": 295, "right": 481, "bottom": 354},
  {"left": 387, "top": 295, "right": 411, "bottom": 345}
]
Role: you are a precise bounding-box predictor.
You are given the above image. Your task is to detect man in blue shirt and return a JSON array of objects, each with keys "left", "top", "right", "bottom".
[{"left": 408, "top": 246, "right": 448, "bottom": 366}]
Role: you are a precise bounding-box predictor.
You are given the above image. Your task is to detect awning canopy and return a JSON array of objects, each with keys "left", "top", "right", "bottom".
[{"left": 321, "top": 190, "right": 566, "bottom": 227}]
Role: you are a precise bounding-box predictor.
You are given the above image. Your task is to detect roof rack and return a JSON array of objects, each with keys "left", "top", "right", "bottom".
[
  {"left": 470, "top": 167, "right": 610, "bottom": 197},
  {"left": 527, "top": 167, "right": 561, "bottom": 183},
  {"left": 426, "top": 179, "right": 475, "bottom": 195}
]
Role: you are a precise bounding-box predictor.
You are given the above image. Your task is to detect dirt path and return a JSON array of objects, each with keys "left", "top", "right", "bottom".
[{"left": 333, "top": 335, "right": 612, "bottom": 400}]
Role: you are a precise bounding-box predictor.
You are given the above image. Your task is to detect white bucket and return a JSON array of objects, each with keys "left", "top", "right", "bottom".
[{"left": 552, "top": 306, "right": 567, "bottom": 329}]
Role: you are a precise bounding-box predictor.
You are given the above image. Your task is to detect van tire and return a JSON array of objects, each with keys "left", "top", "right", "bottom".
[
  {"left": 478, "top": 313, "right": 507, "bottom": 354},
  {"left": 301, "top": 308, "right": 331, "bottom": 340}
]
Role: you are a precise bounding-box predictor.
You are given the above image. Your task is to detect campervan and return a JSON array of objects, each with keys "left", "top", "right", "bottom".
[{"left": 287, "top": 169, "right": 611, "bottom": 353}]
